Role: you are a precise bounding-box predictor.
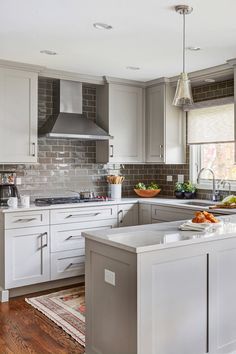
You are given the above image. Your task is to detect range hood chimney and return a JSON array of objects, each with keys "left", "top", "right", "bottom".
[{"left": 39, "top": 80, "right": 112, "bottom": 140}]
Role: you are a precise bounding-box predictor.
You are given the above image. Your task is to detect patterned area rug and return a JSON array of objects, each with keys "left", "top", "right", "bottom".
[{"left": 25, "top": 287, "right": 85, "bottom": 347}]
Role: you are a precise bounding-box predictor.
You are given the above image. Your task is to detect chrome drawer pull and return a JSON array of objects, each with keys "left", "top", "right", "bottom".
[
  {"left": 66, "top": 235, "right": 83, "bottom": 240},
  {"left": 15, "top": 217, "right": 37, "bottom": 223},
  {"left": 66, "top": 212, "right": 100, "bottom": 218},
  {"left": 65, "top": 262, "right": 83, "bottom": 270}
]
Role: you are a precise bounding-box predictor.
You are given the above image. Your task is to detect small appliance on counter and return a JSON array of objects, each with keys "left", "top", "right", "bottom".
[{"left": 0, "top": 172, "right": 19, "bottom": 206}]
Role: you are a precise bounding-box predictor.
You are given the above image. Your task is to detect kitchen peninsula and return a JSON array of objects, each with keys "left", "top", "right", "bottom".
[{"left": 84, "top": 215, "right": 236, "bottom": 354}]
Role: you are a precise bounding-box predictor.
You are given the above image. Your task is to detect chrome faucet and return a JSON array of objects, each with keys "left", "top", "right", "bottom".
[
  {"left": 197, "top": 168, "right": 218, "bottom": 202},
  {"left": 222, "top": 180, "right": 231, "bottom": 195}
]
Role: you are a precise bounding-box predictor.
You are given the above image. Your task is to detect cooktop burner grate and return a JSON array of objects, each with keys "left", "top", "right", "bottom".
[{"left": 35, "top": 196, "right": 110, "bottom": 206}]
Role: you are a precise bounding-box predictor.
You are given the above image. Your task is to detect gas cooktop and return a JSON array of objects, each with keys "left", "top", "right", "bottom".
[{"left": 35, "top": 196, "right": 110, "bottom": 206}]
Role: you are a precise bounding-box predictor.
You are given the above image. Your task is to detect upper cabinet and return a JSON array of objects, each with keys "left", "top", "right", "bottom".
[
  {"left": 146, "top": 82, "right": 186, "bottom": 164},
  {"left": 96, "top": 82, "right": 145, "bottom": 163},
  {"left": 0, "top": 67, "right": 38, "bottom": 164}
]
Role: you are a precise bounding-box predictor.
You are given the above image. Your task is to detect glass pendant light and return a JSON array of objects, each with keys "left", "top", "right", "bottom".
[{"left": 173, "top": 5, "right": 194, "bottom": 107}]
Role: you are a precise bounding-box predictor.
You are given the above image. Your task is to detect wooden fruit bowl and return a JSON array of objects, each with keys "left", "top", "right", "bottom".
[{"left": 134, "top": 189, "right": 161, "bottom": 198}]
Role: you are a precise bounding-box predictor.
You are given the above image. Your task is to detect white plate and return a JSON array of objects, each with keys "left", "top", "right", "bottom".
[{"left": 187, "top": 220, "right": 223, "bottom": 226}]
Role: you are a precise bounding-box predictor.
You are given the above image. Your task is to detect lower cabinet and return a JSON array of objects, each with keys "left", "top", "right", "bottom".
[
  {"left": 50, "top": 218, "right": 118, "bottom": 280},
  {"left": 5, "top": 226, "right": 50, "bottom": 288},
  {"left": 118, "top": 203, "right": 139, "bottom": 227},
  {"left": 139, "top": 204, "right": 152, "bottom": 225},
  {"left": 152, "top": 205, "right": 195, "bottom": 223}
]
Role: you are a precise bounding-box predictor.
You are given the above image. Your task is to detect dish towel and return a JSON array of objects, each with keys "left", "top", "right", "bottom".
[{"left": 179, "top": 221, "right": 212, "bottom": 231}]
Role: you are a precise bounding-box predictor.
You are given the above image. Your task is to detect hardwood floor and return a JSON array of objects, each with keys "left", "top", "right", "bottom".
[{"left": 0, "top": 286, "right": 85, "bottom": 354}]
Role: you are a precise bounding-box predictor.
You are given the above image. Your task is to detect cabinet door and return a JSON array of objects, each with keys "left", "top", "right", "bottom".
[
  {"left": 152, "top": 205, "right": 194, "bottom": 222},
  {"left": 146, "top": 85, "right": 165, "bottom": 163},
  {"left": 118, "top": 204, "right": 139, "bottom": 227},
  {"left": 139, "top": 204, "right": 152, "bottom": 225},
  {"left": 0, "top": 68, "right": 38, "bottom": 163},
  {"left": 139, "top": 251, "right": 208, "bottom": 354},
  {"left": 209, "top": 241, "right": 236, "bottom": 354},
  {"left": 5, "top": 226, "right": 50, "bottom": 288},
  {"left": 109, "top": 84, "right": 144, "bottom": 163}
]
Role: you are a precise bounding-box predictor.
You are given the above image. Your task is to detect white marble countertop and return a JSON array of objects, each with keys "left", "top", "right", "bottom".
[
  {"left": 83, "top": 214, "right": 236, "bottom": 254},
  {"left": 0, "top": 197, "right": 236, "bottom": 214}
]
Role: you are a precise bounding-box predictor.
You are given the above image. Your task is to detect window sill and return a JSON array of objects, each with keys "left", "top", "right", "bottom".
[{"left": 196, "top": 183, "right": 236, "bottom": 192}]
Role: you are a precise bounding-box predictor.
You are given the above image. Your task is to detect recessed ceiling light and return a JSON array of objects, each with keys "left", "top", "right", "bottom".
[
  {"left": 187, "top": 46, "right": 201, "bottom": 51},
  {"left": 93, "top": 23, "right": 113, "bottom": 30},
  {"left": 126, "top": 66, "right": 140, "bottom": 70},
  {"left": 204, "top": 78, "right": 216, "bottom": 83},
  {"left": 40, "top": 49, "right": 58, "bottom": 55}
]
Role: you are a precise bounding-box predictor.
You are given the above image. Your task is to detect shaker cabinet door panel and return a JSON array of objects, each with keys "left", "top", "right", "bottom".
[
  {"left": 118, "top": 203, "right": 139, "bottom": 227},
  {"left": 146, "top": 85, "right": 165, "bottom": 163},
  {"left": 0, "top": 68, "right": 38, "bottom": 163},
  {"left": 5, "top": 226, "right": 50, "bottom": 288},
  {"left": 96, "top": 83, "right": 144, "bottom": 163},
  {"left": 109, "top": 84, "right": 144, "bottom": 163}
]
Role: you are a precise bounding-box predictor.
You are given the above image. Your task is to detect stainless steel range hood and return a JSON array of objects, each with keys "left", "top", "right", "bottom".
[{"left": 39, "top": 80, "right": 112, "bottom": 140}]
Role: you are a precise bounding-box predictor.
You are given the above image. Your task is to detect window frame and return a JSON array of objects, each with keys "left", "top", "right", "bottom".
[{"left": 190, "top": 144, "right": 236, "bottom": 191}]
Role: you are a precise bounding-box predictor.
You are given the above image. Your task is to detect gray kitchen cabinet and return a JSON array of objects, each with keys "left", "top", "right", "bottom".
[
  {"left": 50, "top": 218, "right": 118, "bottom": 280},
  {"left": 209, "top": 242, "right": 236, "bottom": 353},
  {"left": 0, "top": 67, "right": 38, "bottom": 163},
  {"left": 139, "top": 203, "right": 152, "bottom": 225},
  {"left": 118, "top": 203, "right": 139, "bottom": 227},
  {"left": 146, "top": 82, "right": 186, "bottom": 164},
  {"left": 96, "top": 81, "right": 145, "bottom": 163},
  {"left": 85, "top": 226, "right": 236, "bottom": 354},
  {"left": 5, "top": 226, "right": 50, "bottom": 288},
  {"left": 152, "top": 205, "right": 194, "bottom": 223}
]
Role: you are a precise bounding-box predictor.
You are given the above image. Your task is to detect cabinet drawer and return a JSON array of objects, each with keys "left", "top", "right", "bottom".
[
  {"left": 51, "top": 250, "right": 85, "bottom": 280},
  {"left": 5, "top": 210, "right": 49, "bottom": 229},
  {"left": 152, "top": 206, "right": 194, "bottom": 222},
  {"left": 50, "top": 205, "right": 118, "bottom": 225},
  {"left": 51, "top": 219, "right": 117, "bottom": 252}
]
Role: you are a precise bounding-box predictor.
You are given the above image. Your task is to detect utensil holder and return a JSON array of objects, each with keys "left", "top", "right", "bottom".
[{"left": 110, "top": 184, "right": 122, "bottom": 200}]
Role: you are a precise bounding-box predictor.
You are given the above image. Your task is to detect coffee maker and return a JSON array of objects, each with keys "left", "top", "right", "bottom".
[{"left": 0, "top": 172, "right": 19, "bottom": 206}]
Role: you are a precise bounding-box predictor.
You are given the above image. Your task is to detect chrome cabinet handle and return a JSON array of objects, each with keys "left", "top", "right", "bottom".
[
  {"left": 110, "top": 144, "right": 114, "bottom": 158},
  {"left": 32, "top": 142, "right": 36, "bottom": 157},
  {"left": 66, "top": 212, "right": 100, "bottom": 219},
  {"left": 65, "top": 262, "right": 83, "bottom": 270},
  {"left": 118, "top": 209, "right": 123, "bottom": 224},
  {"left": 41, "top": 232, "right": 48, "bottom": 248},
  {"left": 66, "top": 235, "right": 83, "bottom": 240},
  {"left": 16, "top": 217, "right": 37, "bottom": 223},
  {"left": 159, "top": 144, "right": 163, "bottom": 158}
]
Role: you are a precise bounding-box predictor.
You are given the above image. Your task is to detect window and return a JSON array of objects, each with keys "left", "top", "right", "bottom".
[
  {"left": 190, "top": 143, "right": 236, "bottom": 189},
  {"left": 189, "top": 102, "right": 235, "bottom": 189}
]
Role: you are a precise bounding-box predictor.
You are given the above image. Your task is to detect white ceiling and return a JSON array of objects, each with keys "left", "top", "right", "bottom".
[{"left": 0, "top": 0, "right": 236, "bottom": 81}]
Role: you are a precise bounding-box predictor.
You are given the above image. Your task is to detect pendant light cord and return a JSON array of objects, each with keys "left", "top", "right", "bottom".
[{"left": 183, "top": 11, "right": 186, "bottom": 73}]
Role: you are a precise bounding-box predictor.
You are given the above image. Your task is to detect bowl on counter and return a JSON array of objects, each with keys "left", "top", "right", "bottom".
[{"left": 134, "top": 189, "right": 161, "bottom": 198}]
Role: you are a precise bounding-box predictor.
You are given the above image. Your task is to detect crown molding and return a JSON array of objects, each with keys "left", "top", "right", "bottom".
[
  {"left": 144, "top": 77, "right": 170, "bottom": 87},
  {"left": 104, "top": 76, "right": 146, "bottom": 87},
  {"left": 40, "top": 68, "right": 104, "bottom": 85},
  {"left": 0, "top": 59, "right": 45, "bottom": 73},
  {"left": 0, "top": 58, "right": 234, "bottom": 87},
  {"left": 169, "top": 63, "right": 233, "bottom": 86}
]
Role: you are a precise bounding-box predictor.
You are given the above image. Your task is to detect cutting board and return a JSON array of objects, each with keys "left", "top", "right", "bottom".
[{"left": 209, "top": 204, "right": 236, "bottom": 209}]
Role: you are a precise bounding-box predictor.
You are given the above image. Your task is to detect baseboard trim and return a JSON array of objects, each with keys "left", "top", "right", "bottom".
[{"left": 9, "top": 276, "right": 85, "bottom": 298}]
